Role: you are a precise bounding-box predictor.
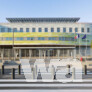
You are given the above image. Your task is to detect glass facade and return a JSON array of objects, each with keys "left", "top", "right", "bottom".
[
  {"left": 1, "top": 28, "right": 5, "bottom": 32},
  {"left": 6, "top": 37, "right": 13, "bottom": 41},
  {"left": 38, "top": 37, "right": 44, "bottom": 40},
  {"left": 48, "top": 37, "right": 56, "bottom": 40},
  {"left": 16, "top": 37, "right": 24, "bottom": 40},
  {"left": 8, "top": 28, "right": 12, "bottom": 32},
  {"left": 0, "top": 27, "right": 90, "bottom": 33}
]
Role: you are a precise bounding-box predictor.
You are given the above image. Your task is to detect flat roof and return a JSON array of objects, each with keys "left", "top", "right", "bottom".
[{"left": 6, "top": 17, "right": 80, "bottom": 23}]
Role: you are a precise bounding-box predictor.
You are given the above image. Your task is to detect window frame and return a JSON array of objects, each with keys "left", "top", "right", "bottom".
[
  {"left": 57, "top": 28, "right": 60, "bottom": 32},
  {"left": 38, "top": 28, "right": 42, "bottom": 32},
  {"left": 44, "top": 28, "right": 48, "bottom": 32},
  {"left": 20, "top": 28, "right": 23, "bottom": 32},
  {"left": 69, "top": 28, "right": 72, "bottom": 33},
  {"left": 81, "top": 28, "right": 84, "bottom": 32},
  {"left": 32, "top": 28, "right": 36, "bottom": 32},
  {"left": 51, "top": 28, "right": 54, "bottom": 32},
  {"left": 26, "top": 28, "right": 29, "bottom": 32},
  {"left": 63, "top": 28, "right": 66, "bottom": 33}
]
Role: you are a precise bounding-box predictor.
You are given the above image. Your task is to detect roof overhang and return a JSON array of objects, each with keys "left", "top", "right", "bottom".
[
  {"left": 6, "top": 17, "right": 80, "bottom": 23},
  {"left": 13, "top": 47, "right": 75, "bottom": 49}
]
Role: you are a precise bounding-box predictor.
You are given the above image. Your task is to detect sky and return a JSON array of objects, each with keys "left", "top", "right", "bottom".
[{"left": 0, "top": 0, "right": 92, "bottom": 22}]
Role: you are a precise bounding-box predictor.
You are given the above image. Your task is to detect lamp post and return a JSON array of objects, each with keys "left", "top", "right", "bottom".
[{"left": 12, "top": 28, "right": 14, "bottom": 62}]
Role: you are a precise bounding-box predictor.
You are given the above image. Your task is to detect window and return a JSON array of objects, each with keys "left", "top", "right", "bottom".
[
  {"left": 38, "top": 28, "right": 42, "bottom": 32},
  {"left": 65, "top": 37, "right": 69, "bottom": 41},
  {"left": 13, "top": 28, "right": 17, "bottom": 32},
  {"left": 38, "top": 37, "right": 44, "bottom": 40},
  {"left": 57, "top": 28, "right": 60, "bottom": 32},
  {"left": 52, "top": 37, "right": 56, "bottom": 40},
  {"left": 62, "top": 37, "right": 65, "bottom": 41},
  {"left": 48, "top": 37, "right": 56, "bottom": 40},
  {"left": 51, "top": 28, "right": 54, "bottom": 32},
  {"left": 75, "top": 28, "right": 78, "bottom": 32},
  {"left": 27, "top": 37, "right": 34, "bottom": 40},
  {"left": 63, "top": 28, "right": 66, "bottom": 33},
  {"left": 32, "top": 28, "right": 35, "bottom": 32},
  {"left": 69, "top": 28, "right": 72, "bottom": 32},
  {"left": 20, "top": 28, "right": 23, "bottom": 32},
  {"left": 1, "top": 28, "right": 5, "bottom": 32},
  {"left": 6, "top": 37, "right": 13, "bottom": 41},
  {"left": 81, "top": 28, "right": 84, "bottom": 32},
  {"left": 27, "top": 37, "right": 31, "bottom": 40},
  {"left": 67, "top": 37, "right": 71, "bottom": 41},
  {"left": 44, "top": 28, "right": 48, "bottom": 32},
  {"left": 71, "top": 37, "right": 74, "bottom": 41},
  {"left": 16, "top": 37, "right": 24, "bottom": 40},
  {"left": 26, "top": 28, "right": 29, "bottom": 32},
  {"left": 31, "top": 37, "right": 34, "bottom": 40},
  {"left": 59, "top": 37, "right": 62, "bottom": 40},
  {"left": 87, "top": 28, "right": 90, "bottom": 33},
  {"left": 8, "top": 28, "right": 12, "bottom": 32},
  {"left": 48, "top": 37, "right": 52, "bottom": 40}
]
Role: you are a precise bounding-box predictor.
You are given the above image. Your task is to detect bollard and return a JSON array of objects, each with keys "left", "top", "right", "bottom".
[
  {"left": 52, "top": 66, "right": 55, "bottom": 80},
  {"left": 34, "top": 65, "right": 37, "bottom": 79},
  {"left": 54, "top": 72, "right": 56, "bottom": 80},
  {"left": 18, "top": 65, "right": 21, "bottom": 75},
  {"left": 32, "top": 67, "right": 35, "bottom": 79},
  {"left": 11, "top": 68, "right": 15, "bottom": 79},
  {"left": 67, "top": 65, "right": 71, "bottom": 75},
  {"left": 84, "top": 65, "right": 87, "bottom": 75},
  {"left": 1, "top": 65, "right": 4, "bottom": 75},
  {"left": 72, "top": 68, "right": 75, "bottom": 80}
]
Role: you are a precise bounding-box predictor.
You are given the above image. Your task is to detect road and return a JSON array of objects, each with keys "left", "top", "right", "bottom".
[{"left": 0, "top": 81, "right": 92, "bottom": 90}]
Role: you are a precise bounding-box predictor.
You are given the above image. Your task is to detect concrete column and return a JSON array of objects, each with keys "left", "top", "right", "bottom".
[
  {"left": 44, "top": 50, "right": 46, "bottom": 59},
  {"left": 48, "top": 50, "right": 50, "bottom": 59},
  {"left": 71, "top": 51, "right": 73, "bottom": 58},
  {"left": 67, "top": 50, "right": 69, "bottom": 57},
  {"left": 14, "top": 49, "right": 16, "bottom": 61},
  {"left": 15, "top": 49, "right": 18, "bottom": 58},
  {"left": 19, "top": 49, "right": 21, "bottom": 60},
  {"left": 8, "top": 49, "right": 10, "bottom": 60},
  {"left": 63, "top": 49, "right": 64, "bottom": 58},
  {"left": 73, "top": 48, "right": 76, "bottom": 59},
  {"left": 39, "top": 49, "right": 42, "bottom": 59},
  {"left": 39, "top": 50, "right": 41, "bottom": 59},
  {"left": 1, "top": 49, "right": 4, "bottom": 60},
  {"left": 57, "top": 49, "right": 60, "bottom": 59},
  {"left": 29, "top": 49, "right": 32, "bottom": 59}
]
